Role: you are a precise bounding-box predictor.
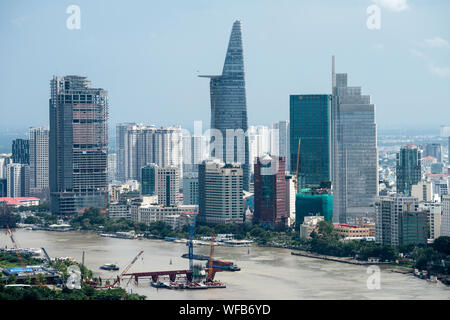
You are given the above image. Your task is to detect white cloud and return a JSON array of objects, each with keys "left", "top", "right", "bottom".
[
  {"left": 423, "top": 37, "right": 450, "bottom": 49},
  {"left": 371, "top": 0, "right": 409, "bottom": 12},
  {"left": 428, "top": 64, "right": 450, "bottom": 78}
]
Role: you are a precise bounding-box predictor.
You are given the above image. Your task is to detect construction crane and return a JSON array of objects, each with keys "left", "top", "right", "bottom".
[
  {"left": 112, "top": 250, "right": 144, "bottom": 287},
  {"left": 206, "top": 229, "right": 215, "bottom": 282},
  {"left": 293, "top": 138, "right": 302, "bottom": 194},
  {"left": 41, "top": 247, "right": 51, "bottom": 263},
  {"left": 6, "top": 224, "right": 42, "bottom": 286}
]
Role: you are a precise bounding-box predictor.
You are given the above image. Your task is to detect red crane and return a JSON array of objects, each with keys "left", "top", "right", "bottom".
[
  {"left": 112, "top": 250, "right": 144, "bottom": 287},
  {"left": 207, "top": 229, "right": 215, "bottom": 282}
]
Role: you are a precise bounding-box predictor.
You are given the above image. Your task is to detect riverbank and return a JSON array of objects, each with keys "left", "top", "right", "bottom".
[{"left": 290, "top": 250, "right": 391, "bottom": 265}]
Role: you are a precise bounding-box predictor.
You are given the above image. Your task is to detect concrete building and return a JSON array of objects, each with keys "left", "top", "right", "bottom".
[
  {"left": 115, "top": 122, "right": 136, "bottom": 183},
  {"left": 331, "top": 56, "right": 378, "bottom": 224},
  {"left": 156, "top": 166, "right": 180, "bottom": 206},
  {"left": 411, "top": 180, "right": 433, "bottom": 202},
  {"left": 442, "top": 195, "right": 450, "bottom": 237},
  {"left": 299, "top": 216, "right": 324, "bottom": 239},
  {"left": 375, "top": 195, "right": 420, "bottom": 246},
  {"left": 29, "top": 127, "right": 49, "bottom": 199},
  {"left": 424, "top": 143, "right": 442, "bottom": 163},
  {"left": 183, "top": 134, "right": 206, "bottom": 175},
  {"left": 134, "top": 203, "right": 195, "bottom": 229},
  {"left": 108, "top": 203, "right": 131, "bottom": 220},
  {"left": 6, "top": 163, "right": 30, "bottom": 197},
  {"left": 183, "top": 172, "right": 199, "bottom": 205},
  {"left": 399, "top": 211, "right": 428, "bottom": 245},
  {"left": 334, "top": 223, "right": 375, "bottom": 239},
  {"left": 0, "top": 155, "right": 12, "bottom": 179},
  {"left": 420, "top": 202, "right": 442, "bottom": 240},
  {"left": 199, "top": 160, "right": 244, "bottom": 224},
  {"left": 253, "top": 155, "right": 288, "bottom": 226},
  {"left": 285, "top": 175, "right": 296, "bottom": 226},
  {"left": 49, "top": 76, "right": 108, "bottom": 215}
]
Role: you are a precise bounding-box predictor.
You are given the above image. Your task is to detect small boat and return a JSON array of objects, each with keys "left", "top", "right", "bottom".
[
  {"left": 185, "top": 282, "right": 208, "bottom": 290},
  {"left": 168, "top": 281, "right": 185, "bottom": 289},
  {"left": 100, "top": 263, "right": 119, "bottom": 271},
  {"left": 150, "top": 281, "right": 169, "bottom": 288}
]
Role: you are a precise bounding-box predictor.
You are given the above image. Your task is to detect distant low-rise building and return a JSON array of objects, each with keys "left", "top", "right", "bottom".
[
  {"left": 0, "top": 197, "right": 40, "bottom": 208},
  {"left": 299, "top": 216, "right": 324, "bottom": 239},
  {"left": 334, "top": 223, "right": 374, "bottom": 239}
]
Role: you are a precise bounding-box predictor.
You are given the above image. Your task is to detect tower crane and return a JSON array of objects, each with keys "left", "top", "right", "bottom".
[{"left": 206, "top": 229, "right": 215, "bottom": 282}]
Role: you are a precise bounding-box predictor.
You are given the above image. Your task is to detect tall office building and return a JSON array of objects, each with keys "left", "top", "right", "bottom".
[
  {"left": 12, "top": 139, "right": 29, "bottom": 164},
  {"left": 116, "top": 122, "right": 136, "bottom": 182},
  {"left": 272, "top": 121, "right": 290, "bottom": 172},
  {"left": 290, "top": 94, "right": 332, "bottom": 187},
  {"left": 29, "top": 127, "right": 49, "bottom": 198},
  {"left": 332, "top": 56, "right": 378, "bottom": 223},
  {"left": 253, "top": 155, "right": 288, "bottom": 225},
  {"left": 199, "top": 20, "right": 250, "bottom": 191},
  {"left": 424, "top": 143, "right": 442, "bottom": 163},
  {"left": 49, "top": 75, "right": 108, "bottom": 215},
  {"left": 199, "top": 160, "right": 244, "bottom": 224},
  {"left": 6, "top": 163, "right": 30, "bottom": 197},
  {"left": 182, "top": 134, "right": 206, "bottom": 174},
  {"left": 156, "top": 166, "right": 180, "bottom": 206},
  {"left": 396, "top": 145, "right": 422, "bottom": 196},
  {"left": 375, "top": 195, "right": 419, "bottom": 246},
  {"left": 124, "top": 125, "right": 183, "bottom": 181},
  {"left": 141, "top": 163, "right": 157, "bottom": 196}
]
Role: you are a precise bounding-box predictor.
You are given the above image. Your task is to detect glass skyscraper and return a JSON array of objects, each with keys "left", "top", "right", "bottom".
[
  {"left": 332, "top": 56, "right": 378, "bottom": 224},
  {"left": 396, "top": 145, "right": 422, "bottom": 196},
  {"left": 290, "top": 94, "right": 331, "bottom": 187},
  {"left": 199, "top": 20, "right": 250, "bottom": 191}
]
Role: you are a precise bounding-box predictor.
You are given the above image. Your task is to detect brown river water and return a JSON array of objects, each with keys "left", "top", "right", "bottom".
[{"left": 1, "top": 229, "right": 449, "bottom": 300}]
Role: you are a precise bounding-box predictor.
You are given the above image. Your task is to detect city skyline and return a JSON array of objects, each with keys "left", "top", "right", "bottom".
[{"left": 1, "top": 0, "right": 449, "bottom": 132}]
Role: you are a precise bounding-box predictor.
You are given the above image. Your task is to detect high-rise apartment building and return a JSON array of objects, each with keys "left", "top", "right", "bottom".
[
  {"left": 420, "top": 202, "right": 442, "bottom": 240},
  {"left": 156, "top": 166, "right": 180, "bottom": 207},
  {"left": 12, "top": 139, "right": 29, "bottom": 164},
  {"left": 124, "top": 125, "right": 183, "bottom": 181},
  {"left": 396, "top": 145, "right": 422, "bottom": 196},
  {"left": 116, "top": 122, "right": 136, "bottom": 182},
  {"left": 424, "top": 143, "right": 442, "bottom": 163},
  {"left": 375, "top": 195, "right": 420, "bottom": 246},
  {"left": 6, "top": 163, "right": 30, "bottom": 197},
  {"left": 199, "top": 160, "right": 244, "bottom": 224},
  {"left": 199, "top": 20, "right": 250, "bottom": 191},
  {"left": 332, "top": 56, "right": 378, "bottom": 224},
  {"left": 0, "top": 155, "right": 12, "bottom": 179},
  {"left": 290, "top": 94, "right": 331, "bottom": 187},
  {"left": 29, "top": 127, "right": 49, "bottom": 198},
  {"left": 442, "top": 195, "right": 450, "bottom": 237},
  {"left": 248, "top": 125, "right": 272, "bottom": 173},
  {"left": 253, "top": 155, "right": 288, "bottom": 225},
  {"left": 183, "top": 172, "right": 199, "bottom": 205},
  {"left": 49, "top": 75, "right": 108, "bottom": 215},
  {"left": 182, "top": 134, "right": 206, "bottom": 175},
  {"left": 272, "top": 121, "right": 290, "bottom": 172}
]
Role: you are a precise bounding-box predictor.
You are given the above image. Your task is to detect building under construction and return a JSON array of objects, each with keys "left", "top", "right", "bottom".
[{"left": 49, "top": 75, "right": 109, "bottom": 215}]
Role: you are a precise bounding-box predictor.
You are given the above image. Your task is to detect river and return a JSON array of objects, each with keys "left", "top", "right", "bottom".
[{"left": 1, "top": 229, "right": 449, "bottom": 300}]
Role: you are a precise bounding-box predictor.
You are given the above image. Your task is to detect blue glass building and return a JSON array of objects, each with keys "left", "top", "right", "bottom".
[
  {"left": 290, "top": 94, "right": 331, "bottom": 187},
  {"left": 200, "top": 20, "right": 250, "bottom": 191}
]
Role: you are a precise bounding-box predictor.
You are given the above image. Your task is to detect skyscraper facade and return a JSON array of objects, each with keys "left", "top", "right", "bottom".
[
  {"left": 253, "top": 155, "right": 288, "bottom": 225},
  {"left": 198, "top": 160, "right": 244, "bottom": 224},
  {"left": 49, "top": 75, "right": 109, "bottom": 215},
  {"left": 332, "top": 57, "right": 378, "bottom": 224},
  {"left": 29, "top": 127, "right": 49, "bottom": 198},
  {"left": 6, "top": 163, "right": 30, "bottom": 197},
  {"left": 0, "top": 155, "right": 12, "bottom": 179},
  {"left": 12, "top": 139, "right": 29, "bottom": 164},
  {"left": 272, "top": 121, "right": 290, "bottom": 172},
  {"left": 200, "top": 20, "right": 250, "bottom": 191},
  {"left": 396, "top": 145, "right": 422, "bottom": 196},
  {"left": 290, "top": 94, "right": 332, "bottom": 187},
  {"left": 116, "top": 122, "right": 136, "bottom": 182},
  {"left": 424, "top": 143, "right": 442, "bottom": 163},
  {"left": 141, "top": 163, "right": 157, "bottom": 196},
  {"left": 156, "top": 166, "right": 180, "bottom": 207}
]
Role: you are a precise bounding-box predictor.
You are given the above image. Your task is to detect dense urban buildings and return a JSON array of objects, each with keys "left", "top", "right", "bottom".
[
  {"left": 253, "top": 155, "right": 288, "bottom": 226},
  {"left": 396, "top": 145, "right": 422, "bottom": 196},
  {"left": 12, "top": 138, "right": 29, "bottom": 164},
  {"left": 198, "top": 160, "right": 244, "bottom": 224},
  {"left": 331, "top": 56, "right": 378, "bottom": 224},
  {"left": 199, "top": 20, "right": 250, "bottom": 191},
  {"left": 290, "top": 94, "right": 331, "bottom": 187},
  {"left": 29, "top": 126, "right": 49, "bottom": 199},
  {"left": 49, "top": 75, "right": 109, "bottom": 215}
]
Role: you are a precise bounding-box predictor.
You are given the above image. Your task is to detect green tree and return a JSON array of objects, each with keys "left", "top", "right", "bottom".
[{"left": 433, "top": 236, "right": 450, "bottom": 255}]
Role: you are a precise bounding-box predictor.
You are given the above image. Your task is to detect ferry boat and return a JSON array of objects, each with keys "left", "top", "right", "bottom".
[
  {"left": 167, "top": 281, "right": 185, "bottom": 289},
  {"left": 206, "top": 259, "right": 241, "bottom": 271},
  {"left": 100, "top": 263, "right": 119, "bottom": 271},
  {"left": 150, "top": 281, "right": 169, "bottom": 288},
  {"left": 181, "top": 253, "right": 210, "bottom": 260},
  {"left": 184, "top": 282, "right": 208, "bottom": 290}
]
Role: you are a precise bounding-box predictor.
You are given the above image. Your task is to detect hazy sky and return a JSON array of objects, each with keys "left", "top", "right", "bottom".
[{"left": 1, "top": 0, "right": 449, "bottom": 133}]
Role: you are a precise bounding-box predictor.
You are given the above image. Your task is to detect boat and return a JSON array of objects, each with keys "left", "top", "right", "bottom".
[
  {"left": 184, "top": 282, "right": 208, "bottom": 290},
  {"left": 150, "top": 281, "right": 169, "bottom": 288},
  {"left": 181, "top": 253, "right": 210, "bottom": 261},
  {"left": 204, "top": 280, "right": 226, "bottom": 289},
  {"left": 206, "top": 259, "right": 241, "bottom": 271},
  {"left": 100, "top": 263, "right": 119, "bottom": 271},
  {"left": 164, "top": 237, "right": 177, "bottom": 242},
  {"left": 167, "top": 281, "right": 185, "bottom": 289}
]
